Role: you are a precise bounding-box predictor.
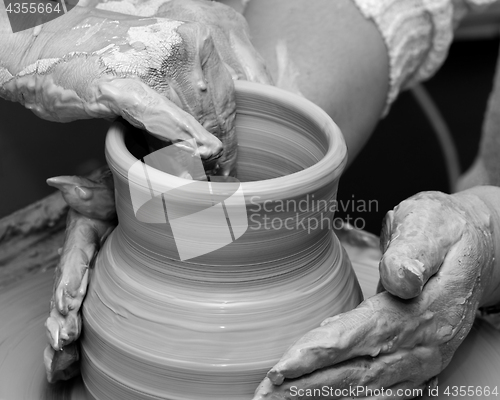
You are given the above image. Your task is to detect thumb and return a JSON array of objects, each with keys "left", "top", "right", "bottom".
[{"left": 379, "top": 192, "right": 467, "bottom": 299}]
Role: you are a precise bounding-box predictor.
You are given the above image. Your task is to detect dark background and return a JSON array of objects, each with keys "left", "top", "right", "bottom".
[
  {"left": 337, "top": 36, "right": 500, "bottom": 234},
  {"left": 1, "top": 12, "right": 500, "bottom": 235}
]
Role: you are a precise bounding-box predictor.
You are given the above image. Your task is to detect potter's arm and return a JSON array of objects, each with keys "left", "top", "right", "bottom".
[
  {"left": 0, "top": 0, "right": 275, "bottom": 173},
  {"left": 244, "top": 0, "right": 388, "bottom": 163},
  {"left": 0, "top": 4, "right": 232, "bottom": 163},
  {"left": 244, "top": 0, "right": 497, "bottom": 163}
]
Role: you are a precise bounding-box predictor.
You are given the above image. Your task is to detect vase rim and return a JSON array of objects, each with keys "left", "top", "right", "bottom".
[{"left": 105, "top": 80, "right": 347, "bottom": 199}]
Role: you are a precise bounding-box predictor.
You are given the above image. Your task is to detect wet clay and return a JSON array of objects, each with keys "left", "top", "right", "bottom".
[
  {"left": 80, "top": 82, "right": 363, "bottom": 399},
  {"left": 1, "top": 233, "right": 500, "bottom": 399},
  {"left": 2, "top": 81, "right": 500, "bottom": 399},
  {"left": 0, "top": 9, "right": 233, "bottom": 166}
]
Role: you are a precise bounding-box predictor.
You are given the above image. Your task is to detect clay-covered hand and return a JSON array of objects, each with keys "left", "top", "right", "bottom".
[
  {"left": 156, "top": 0, "right": 272, "bottom": 84},
  {"left": 1, "top": 5, "right": 240, "bottom": 173},
  {"left": 43, "top": 166, "right": 116, "bottom": 383},
  {"left": 84, "top": 0, "right": 272, "bottom": 84},
  {"left": 254, "top": 189, "right": 500, "bottom": 399}
]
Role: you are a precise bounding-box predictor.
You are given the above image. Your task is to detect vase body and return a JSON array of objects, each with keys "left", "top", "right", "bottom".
[{"left": 81, "top": 81, "right": 363, "bottom": 399}]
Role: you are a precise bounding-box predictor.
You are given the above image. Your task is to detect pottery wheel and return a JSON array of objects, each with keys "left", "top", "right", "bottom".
[{"left": 1, "top": 230, "right": 499, "bottom": 400}]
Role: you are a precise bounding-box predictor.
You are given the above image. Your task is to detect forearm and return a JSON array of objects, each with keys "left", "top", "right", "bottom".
[
  {"left": 244, "top": 0, "right": 389, "bottom": 163},
  {"left": 457, "top": 186, "right": 500, "bottom": 308},
  {"left": 0, "top": 4, "right": 119, "bottom": 72}
]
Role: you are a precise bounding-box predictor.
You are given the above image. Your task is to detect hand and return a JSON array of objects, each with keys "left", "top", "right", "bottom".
[
  {"left": 34, "top": 2, "right": 272, "bottom": 382},
  {"left": 156, "top": 0, "right": 272, "bottom": 84},
  {"left": 254, "top": 190, "right": 500, "bottom": 399},
  {"left": 44, "top": 166, "right": 116, "bottom": 383},
  {"left": 1, "top": 6, "right": 239, "bottom": 173},
  {"left": 82, "top": 0, "right": 273, "bottom": 84}
]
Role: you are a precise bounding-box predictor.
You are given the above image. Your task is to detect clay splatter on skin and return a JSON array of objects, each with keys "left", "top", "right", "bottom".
[
  {"left": 0, "top": 10, "right": 241, "bottom": 167},
  {"left": 2, "top": 248, "right": 500, "bottom": 398},
  {"left": 275, "top": 39, "right": 303, "bottom": 97},
  {"left": 76, "top": 19, "right": 108, "bottom": 46},
  {"left": 101, "top": 21, "right": 183, "bottom": 76},
  {"left": 0, "top": 19, "right": 223, "bottom": 159},
  {"left": 0, "top": 67, "right": 13, "bottom": 86},
  {"left": 255, "top": 190, "right": 500, "bottom": 400}
]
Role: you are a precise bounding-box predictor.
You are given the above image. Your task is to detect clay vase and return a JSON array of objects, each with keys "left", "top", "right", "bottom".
[{"left": 81, "top": 81, "right": 363, "bottom": 400}]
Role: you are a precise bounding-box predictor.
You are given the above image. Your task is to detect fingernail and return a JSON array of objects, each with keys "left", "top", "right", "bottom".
[
  {"left": 197, "top": 79, "right": 207, "bottom": 91},
  {"left": 75, "top": 186, "right": 92, "bottom": 200},
  {"left": 46, "top": 176, "right": 71, "bottom": 191},
  {"left": 57, "top": 300, "right": 67, "bottom": 316},
  {"left": 380, "top": 256, "right": 424, "bottom": 299},
  {"left": 46, "top": 319, "right": 60, "bottom": 350}
]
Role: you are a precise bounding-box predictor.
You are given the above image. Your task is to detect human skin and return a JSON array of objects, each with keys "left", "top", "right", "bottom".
[
  {"left": 0, "top": 0, "right": 271, "bottom": 382},
  {"left": 254, "top": 186, "right": 500, "bottom": 399},
  {"left": 0, "top": 4, "right": 236, "bottom": 380},
  {"left": 244, "top": 0, "right": 390, "bottom": 164},
  {"left": 42, "top": 167, "right": 117, "bottom": 383},
  {"left": 244, "top": 0, "right": 499, "bottom": 188},
  {"left": 241, "top": 5, "right": 500, "bottom": 395},
  {"left": 0, "top": 3, "right": 237, "bottom": 166},
  {"left": 3, "top": 0, "right": 500, "bottom": 392}
]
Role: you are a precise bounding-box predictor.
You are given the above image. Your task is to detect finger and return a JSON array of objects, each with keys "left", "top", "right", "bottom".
[
  {"left": 256, "top": 347, "right": 441, "bottom": 400},
  {"left": 48, "top": 211, "right": 115, "bottom": 350},
  {"left": 97, "top": 78, "right": 223, "bottom": 162},
  {"left": 46, "top": 305, "right": 82, "bottom": 350},
  {"left": 379, "top": 192, "right": 466, "bottom": 299},
  {"left": 266, "top": 286, "right": 451, "bottom": 386},
  {"left": 59, "top": 210, "right": 113, "bottom": 277},
  {"left": 202, "top": 23, "right": 273, "bottom": 84},
  {"left": 54, "top": 212, "right": 113, "bottom": 315},
  {"left": 266, "top": 294, "right": 406, "bottom": 384},
  {"left": 56, "top": 251, "right": 90, "bottom": 310},
  {"left": 47, "top": 167, "right": 116, "bottom": 221},
  {"left": 172, "top": 22, "right": 238, "bottom": 176},
  {"left": 58, "top": 311, "right": 82, "bottom": 348},
  {"left": 229, "top": 32, "right": 274, "bottom": 85},
  {"left": 265, "top": 305, "right": 376, "bottom": 385},
  {"left": 417, "top": 231, "right": 490, "bottom": 358},
  {"left": 379, "top": 209, "right": 394, "bottom": 254},
  {"left": 43, "top": 343, "right": 80, "bottom": 383},
  {"left": 57, "top": 268, "right": 89, "bottom": 319},
  {"left": 161, "top": 0, "right": 273, "bottom": 85},
  {"left": 254, "top": 364, "right": 370, "bottom": 400},
  {"left": 45, "top": 314, "right": 62, "bottom": 350}
]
